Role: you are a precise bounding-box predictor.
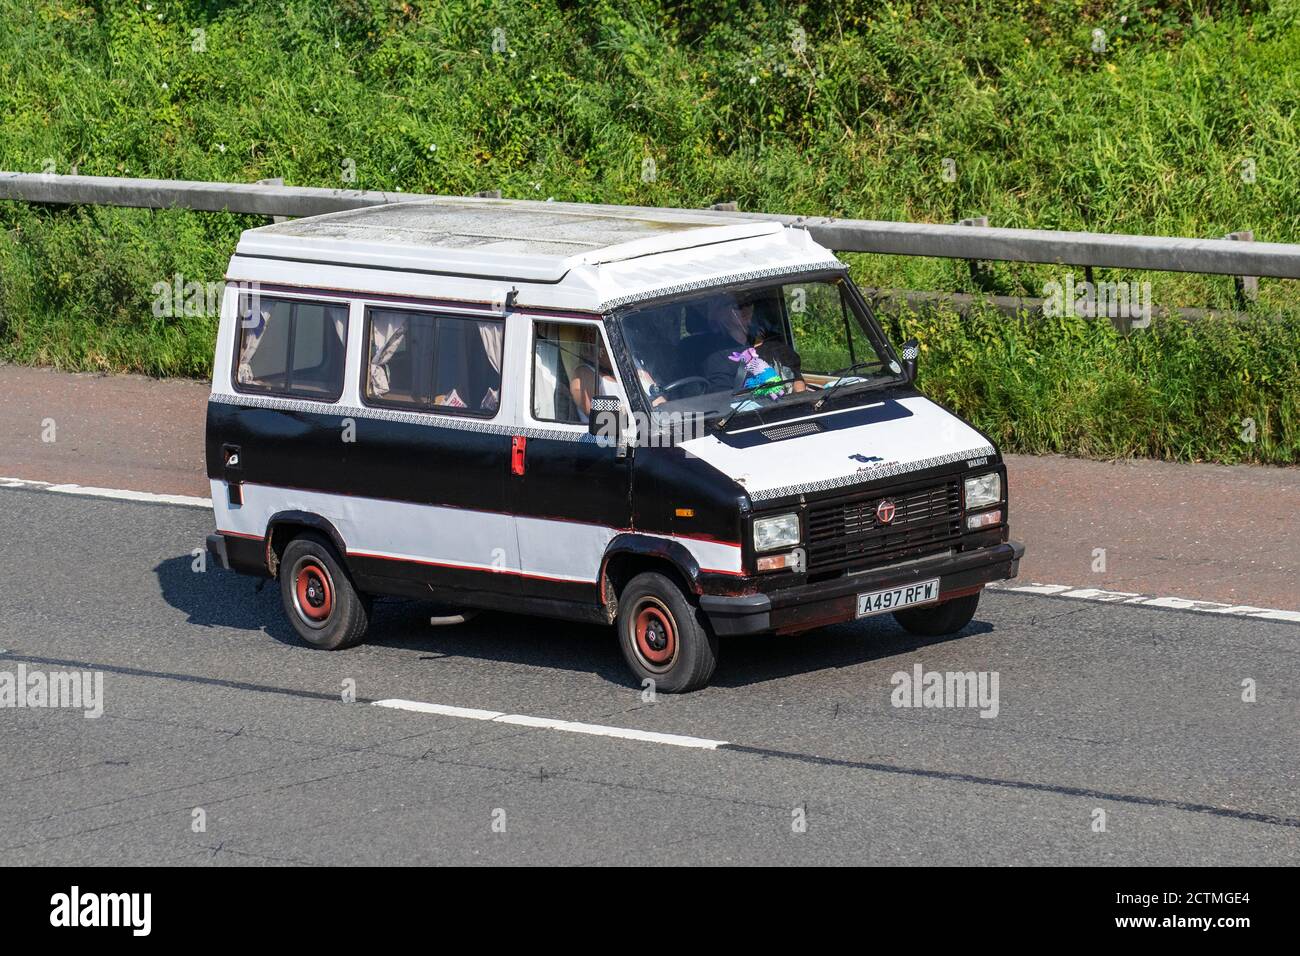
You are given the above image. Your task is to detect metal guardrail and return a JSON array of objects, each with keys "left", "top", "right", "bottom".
[{"left": 3, "top": 171, "right": 1299, "bottom": 279}]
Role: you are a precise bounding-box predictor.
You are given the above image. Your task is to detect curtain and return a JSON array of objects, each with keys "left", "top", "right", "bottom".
[
  {"left": 236, "top": 310, "right": 270, "bottom": 384},
  {"left": 533, "top": 336, "right": 561, "bottom": 420},
  {"left": 368, "top": 313, "right": 407, "bottom": 396},
  {"left": 477, "top": 320, "right": 503, "bottom": 411},
  {"left": 478, "top": 321, "right": 503, "bottom": 373}
]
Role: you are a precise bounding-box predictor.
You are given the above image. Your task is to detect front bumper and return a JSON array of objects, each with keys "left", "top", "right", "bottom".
[
  {"left": 205, "top": 532, "right": 231, "bottom": 570},
  {"left": 699, "top": 541, "right": 1024, "bottom": 636}
]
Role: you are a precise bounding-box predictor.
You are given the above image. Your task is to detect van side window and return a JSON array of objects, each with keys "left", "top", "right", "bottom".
[
  {"left": 532, "top": 321, "right": 616, "bottom": 425},
  {"left": 365, "top": 307, "right": 503, "bottom": 415},
  {"left": 235, "top": 296, "right": 348, "bottom": 400}
]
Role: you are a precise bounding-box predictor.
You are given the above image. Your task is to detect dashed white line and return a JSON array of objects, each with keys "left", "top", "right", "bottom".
[
  {"left": 0, "top": 476, "right": 211, "bottom": 508},
  {"left": 985, "top": 581, "right": 1300, "bottom": 623},
  {"left": 3, "top": 474, "right": 1296, "bottom": 622},
  {"left": 372, "top": 698, "right": 728, "bottom": 750}
]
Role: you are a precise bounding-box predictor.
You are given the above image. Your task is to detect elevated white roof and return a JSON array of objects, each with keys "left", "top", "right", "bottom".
[{"left": 230, "top": 198, "right": 844, "bottom": 312}]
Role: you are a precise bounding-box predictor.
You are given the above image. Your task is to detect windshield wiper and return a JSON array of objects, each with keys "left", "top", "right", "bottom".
[
  {"left": 713, "top": 377, "right": 803, "bottom": 431},
  {"left": 813, "top": 360, "right": 890, "bottom": 410}
]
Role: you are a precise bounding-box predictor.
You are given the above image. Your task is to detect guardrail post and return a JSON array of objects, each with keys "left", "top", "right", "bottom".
[
  {"left": 474, "top": 189, "right": 503, "bottom": 199},
  {"left": 958, "top": 216, "right": 995, "bottom": 292},
  {"left": 256, "top": 178, "right": 287, "bottom": 223},
  {"left": 1225, "top": 231, "right": 1259, "bottom": 308}
]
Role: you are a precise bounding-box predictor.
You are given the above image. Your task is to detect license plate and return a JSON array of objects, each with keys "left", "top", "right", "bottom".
[{"left": 856, "top": 578, "right": 940, "bottom": 617}]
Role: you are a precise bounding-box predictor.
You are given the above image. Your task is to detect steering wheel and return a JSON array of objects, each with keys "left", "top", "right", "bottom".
[{"left": 657, "top": 376, "right": 711, "bottom": 399}]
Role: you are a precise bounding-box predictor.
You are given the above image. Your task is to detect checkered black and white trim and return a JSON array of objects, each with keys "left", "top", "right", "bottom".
[
  {"left": 599, "top": 260, "right": 846, "bottom": 313},
  {"left": 208, "top": 391, "right": 592, "bottom": 443},
  {"left": 744, "top": 445, "right": 997, "bottom": 502}
]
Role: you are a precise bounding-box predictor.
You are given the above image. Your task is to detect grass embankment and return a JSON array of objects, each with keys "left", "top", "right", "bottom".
[{"left": 1, "top": 1, "right": 1296, "bottom": 462}]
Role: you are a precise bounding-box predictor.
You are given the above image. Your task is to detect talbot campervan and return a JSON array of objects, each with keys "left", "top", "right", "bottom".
[{"left": 205, "top": 201, "right": 1023, "bottom": 691}]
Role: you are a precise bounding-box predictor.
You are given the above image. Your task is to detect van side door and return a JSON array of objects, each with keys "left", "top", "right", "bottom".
[{"left": 508, "top": 317, "right": 634, "bottom": 608}]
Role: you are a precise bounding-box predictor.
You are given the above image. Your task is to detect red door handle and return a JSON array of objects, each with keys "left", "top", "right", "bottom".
[{"left": 511, "top": 435, "right": 527, "bottom": 476}]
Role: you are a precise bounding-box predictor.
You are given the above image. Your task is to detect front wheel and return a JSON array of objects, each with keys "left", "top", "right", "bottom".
[
  {"left": 892, "top": 591, "right": 981, "bottom": 637},
  {"left": 616, "top": 571, "right": 718, "bottom": 693},
  {"left": 279, "top": 532, "right": 371, "bottom": 650}
]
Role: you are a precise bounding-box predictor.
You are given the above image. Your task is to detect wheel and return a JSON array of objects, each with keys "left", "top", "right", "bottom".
[
  {"left": 616, "top": 571, "right": 718, "bottom": 693},
  {"left": 892, "top": 591, "right": 981, "bottom": 637},
  {"left": 657, "top": 376, "right": 711, "bottom": 400},
  {"left": 279, "top": 532, "right": 371, "bottom": 650}
]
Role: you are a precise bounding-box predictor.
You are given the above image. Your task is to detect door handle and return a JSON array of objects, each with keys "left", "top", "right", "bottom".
[{"left": 222, "top": 444, "right": 243, "bottom": 504}]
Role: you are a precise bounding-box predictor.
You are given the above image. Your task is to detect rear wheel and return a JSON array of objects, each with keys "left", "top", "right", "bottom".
[
  {"left": 892, "top": 591, "right": 981, "bottom": 637},
  {"left": 279, "top": 532, "right": 371, "bottom": 650},
  {"left": 616, "top": 571, "right": 718, "bottom": 693}
]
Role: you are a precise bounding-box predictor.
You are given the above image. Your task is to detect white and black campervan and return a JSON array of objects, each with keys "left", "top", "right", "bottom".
[{"left": 204, "top": 201, "right": 1023, "bottom": 691}]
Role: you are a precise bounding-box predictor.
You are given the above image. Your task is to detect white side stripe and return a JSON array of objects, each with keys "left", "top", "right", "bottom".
[
  {"left": 373, "top": 698, "right": 728, "bottom": 749},
  {"left": 986, "top": 581, "right": 1300, "bottom": 623}
]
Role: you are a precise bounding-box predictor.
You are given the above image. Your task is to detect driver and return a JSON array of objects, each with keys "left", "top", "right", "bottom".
[{"left": 703, "top": 295, "right": 805, "bottom": 397}]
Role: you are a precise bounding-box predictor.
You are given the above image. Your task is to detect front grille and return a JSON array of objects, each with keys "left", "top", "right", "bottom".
[{"left": 805, "top": 480, "right": 962, "bottom": 575}]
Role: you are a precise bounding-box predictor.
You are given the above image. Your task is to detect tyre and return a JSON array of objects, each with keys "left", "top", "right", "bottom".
[
  {"left": 279, "top": 532, "right": 371, "bottom": 650},
  {"left": 616, "top": 571, "right": 719, "bottom": 693},
  {"left": 892, "top": 591, "right": 981, "bottom": 637}
]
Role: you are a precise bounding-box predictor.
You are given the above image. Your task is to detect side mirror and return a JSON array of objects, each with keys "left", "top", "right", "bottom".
[
  {"left": 588, "top": 395, "right": 623, "bottom": 447},
  {"left": 899, "top": 339, "right": 920, "bottom": 384}
]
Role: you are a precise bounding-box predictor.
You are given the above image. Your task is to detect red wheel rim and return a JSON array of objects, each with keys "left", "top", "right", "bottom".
[
  {"left": 634, "top": 602, "right": 676, "bottom": 668},
  {"left": 294, "top": 562, "right": 333, "bottom": 622}
]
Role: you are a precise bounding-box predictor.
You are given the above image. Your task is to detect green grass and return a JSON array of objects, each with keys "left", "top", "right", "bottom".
[{"left": 1, "top": 0, "right": 1298, "bottom": 463}]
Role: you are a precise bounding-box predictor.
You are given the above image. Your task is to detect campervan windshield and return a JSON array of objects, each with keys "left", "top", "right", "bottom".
[{"left": 616, "top": 274, "right": 903, "bottom": 423}]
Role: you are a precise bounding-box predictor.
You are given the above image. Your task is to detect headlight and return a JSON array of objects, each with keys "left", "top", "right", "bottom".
[
  {"left": 964, "top": 472, "right": 1002, "bottom": 510},
  {"left": 753, "top": 513, "right": 800, "bottom": 552}
]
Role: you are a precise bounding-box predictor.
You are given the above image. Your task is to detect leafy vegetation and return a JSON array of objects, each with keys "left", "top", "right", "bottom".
[{"left": 0, "top": 0, "right": 1297, "bottom": 462}]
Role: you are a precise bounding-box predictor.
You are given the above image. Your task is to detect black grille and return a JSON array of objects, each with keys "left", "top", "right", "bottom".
[{"left": 805, "top": 480, "right": 962, "bottom": 574}]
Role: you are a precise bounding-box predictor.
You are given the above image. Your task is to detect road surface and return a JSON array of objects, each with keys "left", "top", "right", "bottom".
[{"left": 1, "top": 486, "right": 1295, "bottom": 865}]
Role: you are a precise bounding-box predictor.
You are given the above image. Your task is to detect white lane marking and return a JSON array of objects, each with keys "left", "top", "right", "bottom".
[
  {"left": 986, "top": 581, "right": 1300, "bottom": 623},
  {"left": 3, "top": 474, "right": 1296, "bottom": 622},
  {"left": 372, "top": 698, "right": 728, "bottom": 750},
  {"left": 493, "top": 714, "right": 727, "bottom": 749},
  {"left": 0, "top": 476, "right": 210, "bottom": 509},
  {"left": 372, "top": 700, "right": 504, "bottom": 721}
]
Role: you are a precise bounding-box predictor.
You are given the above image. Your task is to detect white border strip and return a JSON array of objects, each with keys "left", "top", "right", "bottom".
[
  {"left": 985, "top": 581, "right": 1300, "bottom": 623},
  {"left": 372, "top": 698, "right": 727, "bottom": 750},
  {"left": 0, "top": 476, "right": 211, "bottom": 509}
]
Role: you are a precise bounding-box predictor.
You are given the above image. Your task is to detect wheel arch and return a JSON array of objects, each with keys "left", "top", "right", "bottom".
[
  {"left": 599, "top": 534, "right": 702, "bottom": 611},
  {"left": 265, "top": 511, "right": 349, "bottom": 577}
]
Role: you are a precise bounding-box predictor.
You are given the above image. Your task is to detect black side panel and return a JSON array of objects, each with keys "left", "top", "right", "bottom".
[
  {"left": 206, "top": 401, "right": 510, "bottom": 513},
  {"left": 631, "top": 445, "right": 746, "bottom": 544}
]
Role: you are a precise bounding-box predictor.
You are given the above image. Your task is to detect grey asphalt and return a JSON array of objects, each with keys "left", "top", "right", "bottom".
[{"left": 0, "top": 487, "right": 1296, "bottom": 866}]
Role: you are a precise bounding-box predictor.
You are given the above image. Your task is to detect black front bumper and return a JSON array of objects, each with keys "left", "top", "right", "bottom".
[
  {"left": 699, "top": 541, "right": 1024, "bottom": 636},
  {"left": 205, "top": 532, "right": 231, "bottom": 570}
]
